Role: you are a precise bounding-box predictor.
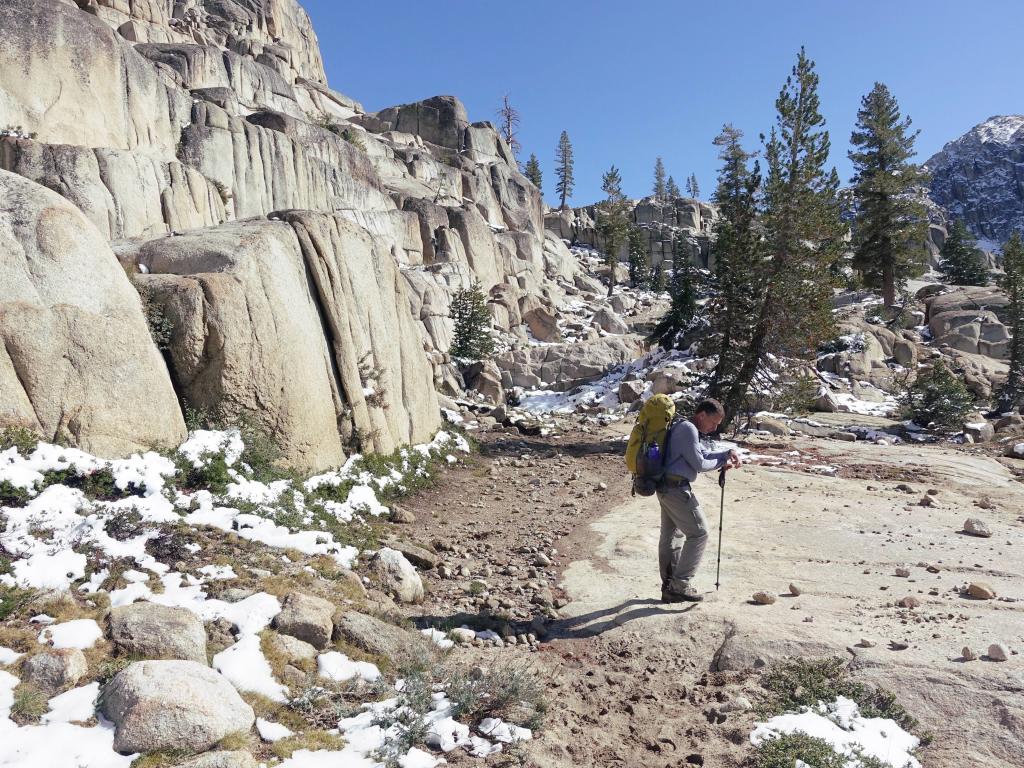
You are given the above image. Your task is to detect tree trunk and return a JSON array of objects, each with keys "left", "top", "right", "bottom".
[{"left": 882, "top": 258, "right": 896, "bottom": 308}]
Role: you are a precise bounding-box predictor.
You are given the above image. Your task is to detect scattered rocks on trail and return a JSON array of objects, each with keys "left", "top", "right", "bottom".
[
  {"left": 109, "top": 602, "right": 207, "bottom": 664},
  {"left": 898, "top": 596, "right": 921, "bottom": 609},
  {"left": 963, "top": 517, "right": 993, "bottom": 537},
  {"left": 858, "top": 638, "right": 877, "bottom": 648},
  {"left": 273, "top": 592, "right": 336, "bottom": 649},
  {"left": 371, "top": 547, "right": 425, "bottom": 603},
  {"left": 100, "top": 660, "right": 255, "bottom": 754},
  {"left": 752, "top": 591, "right": 776, "bottom": 605},
  {"left": 386, "top": 539, "right": 441, "bottom": 570},
  {"left": 895, "top": 567, "right": 911, "bottom": 577},
  {"left": 962, "top": 646, "right": 978, "bottom": 661},
  {"left": 987, "top": 643, "right": 1010, "bottom": 662},
  {"left": 22, "top": 649, "right": 88, "bottom": 692},
  {"left": 965, "top": 582, "right": 997, "bottom": 600},
  {"left": 390, "top": 505, "right": 417, "bottom": 524}
]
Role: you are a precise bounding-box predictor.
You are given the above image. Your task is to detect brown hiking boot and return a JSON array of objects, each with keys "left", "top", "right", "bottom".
[{"left": 662, "top": 584, "right": 703, "bottom": 603}]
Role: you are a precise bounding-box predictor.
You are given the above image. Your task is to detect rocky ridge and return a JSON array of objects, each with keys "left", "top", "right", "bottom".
[
  {"left": 0, "top": 0, "right": 636, "bottom": 473},
  {"left": 926, "top": 115, "right": 1024, "bottom": 247}
]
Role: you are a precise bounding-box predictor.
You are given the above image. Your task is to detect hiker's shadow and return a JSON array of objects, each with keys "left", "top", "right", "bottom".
[{"left": 545, "top": 597, "right": 696, "bottom": 640}]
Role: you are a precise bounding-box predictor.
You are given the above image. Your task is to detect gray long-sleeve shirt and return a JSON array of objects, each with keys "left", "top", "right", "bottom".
[{"left": 663, "top": 420, "right": 731, "bottom": 482}]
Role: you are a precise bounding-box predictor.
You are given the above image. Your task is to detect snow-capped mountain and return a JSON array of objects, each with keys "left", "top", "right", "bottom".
[{"left": 925, "top": 115, "right": 1024, "bottom": 246}]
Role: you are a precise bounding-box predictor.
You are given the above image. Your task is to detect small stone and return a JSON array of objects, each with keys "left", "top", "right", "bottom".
[
  {"left": 451, "top": 628, "right": 476, "bottom": 645},
  {"left": 22, "top": 649, "right": 88, "bottom": 693},
  {"left": 961, "top": 646, "right": 977, "bottom": 661},
  {"left": 788, "top": 583, "right": 801, "bottom": 596},
  {"left": 720, "top": 696, "right": 752, "bottom": 713},
  {"left": 273, "top": 592, "right": 336, "bottom": 649},
  {"left": 898, "top": 596, "right": 920, "bottom": 609},
  {"left": 858, "top": 638, "right": 876, "bottom": 648},
  {"left": 919, "top": 495, "right": 934, "bottom": 507},
  {"left": 987, "top": 643, "right": 1010, "bottom": 662},
  {"left": 895, "top": 567, "right": 910, "bottom": 578},
  {"left": 965, "top": 582, "right": 996, "bottom": 600},
  {"left": 962, "top": 518, "right": 992, "bottom": 538},
  {"left": 390, "top": 506, "right": 416, "bottom": 524},
  {"left": 752, "top": 591, "right": 776, "bottom": 605},
  {"left": 533, "top": 553, "right": 552, "bottom": 567}
]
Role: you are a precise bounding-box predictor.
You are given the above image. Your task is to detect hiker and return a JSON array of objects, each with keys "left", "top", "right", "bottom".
[{"left": 657, "top": 398, "right": 740, "bottom": 603}]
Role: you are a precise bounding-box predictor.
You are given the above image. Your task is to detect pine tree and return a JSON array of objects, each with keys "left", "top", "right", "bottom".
[
  {"left": 649, "top": 236, "right": 699, "bottom": 349},
  {"left": 999, "top": 232, "right": 1024, "bottom": 410},
  {"left": 653, "top": 157, "right": 667, "bottom": 200},
  {"left": 848, "top": 83, "right": 929, "bottom": 307},
  {"left": 627, "top": 227, "right": 650, "bottom": 288},
  {"left": 555, "top": 131, "right": 575, "bottom": 210},
  {"left": 901, "top": 360, "right": 975, "bottom": 428},
  {"left": 651, "top": 258, "right": 667, "bottom": 292},
  {"left": 718, "top": 48, "right": 847, "bottom": 427},
  {"left": 449, "top": 282, "right": 495, "bottom": 361},
  {"left": 666, "top": 176, "right": 681, "bottom": 198},
  {"left": 686, "top": 173, "right": 700, "bottom": 200},
  {"left": 497, "top": 95, "right": 521, "bottom": 160},
  {"left": 596, "top": 165, "right": 631, "bottom": 296},
  {"left": 705, "top": 124, "right": 764, "bottom": 400},
  {"left": 524, "top": 153, "right": 543, "bottom": 192},
  {"left": 938, "top": 219, "right": 989, "bottom": 286}
]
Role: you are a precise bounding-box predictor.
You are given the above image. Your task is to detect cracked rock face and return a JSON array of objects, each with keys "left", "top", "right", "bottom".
[{"left": 926, "top": 115, "right": 1024, "bottom": 244}]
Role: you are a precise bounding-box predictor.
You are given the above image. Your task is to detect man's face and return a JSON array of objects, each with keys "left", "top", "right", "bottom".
[{"left": 694, "top": 411, "right": 723, "bottom": 435}]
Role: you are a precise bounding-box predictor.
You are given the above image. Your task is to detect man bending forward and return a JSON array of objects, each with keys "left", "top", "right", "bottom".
[{"left": 658, "top": 398, "right": 740, "bottom": 603}]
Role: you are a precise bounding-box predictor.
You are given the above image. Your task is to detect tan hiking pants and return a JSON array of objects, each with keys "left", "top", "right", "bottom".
[{"left": 657, "top": 485, "right": 709, "bottom": 592}]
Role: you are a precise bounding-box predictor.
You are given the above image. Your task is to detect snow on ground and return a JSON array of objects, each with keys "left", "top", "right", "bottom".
[
  {"left": 751, "top": 696, "right": 921, "bottom": 768},
  {"left": 317, "top": 651, "right": 381, "bottom": 683},
  {"left": 38, "top": 619, "right": 103, "bottom": 650},
  {"left": 256, "top": 717, "right": 294, "bottom": 742},
  {"left": 0, "top": 428, "right": 505, "bottom": 768},
  {"left": 0, "top": 429, "right": 469, "bottom": 592},
  {"left": 0, "top": 671, "right": 134, "bottom": 768}
]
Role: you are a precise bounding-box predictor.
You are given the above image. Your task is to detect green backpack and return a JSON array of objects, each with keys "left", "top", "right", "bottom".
[{"left": 624, "top": 394, "right": 676, "bottom": 496}]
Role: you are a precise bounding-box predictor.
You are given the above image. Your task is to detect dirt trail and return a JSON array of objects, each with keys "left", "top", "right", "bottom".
[
  {"left": 530, "top": 436, "right": 1024, "bottom": 767},
  {"left": 408, "top": 428, "right": 1024, "bottom": 767}
]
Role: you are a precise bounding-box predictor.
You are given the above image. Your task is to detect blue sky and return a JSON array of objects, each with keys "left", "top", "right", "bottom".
[{"left": 302, "top": 0, "right": 1024, "bottom": 207}]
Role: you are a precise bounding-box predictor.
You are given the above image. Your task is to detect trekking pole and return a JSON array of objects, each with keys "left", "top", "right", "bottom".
[{"left": 715, "top": 466, "right": 726, "bottom": 590}]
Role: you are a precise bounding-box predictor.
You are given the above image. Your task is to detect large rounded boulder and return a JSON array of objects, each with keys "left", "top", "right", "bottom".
[
  {"left": 99, "top": 660, "right": 254, "bottom": 754},
  {"left": 0, "top": 171, "right": 185, "bottom": 454}
]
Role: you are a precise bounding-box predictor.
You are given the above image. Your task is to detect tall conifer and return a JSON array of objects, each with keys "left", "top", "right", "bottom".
[
  {"left": 705, "top": 125, "right": 763, "bottom": 400},
  {"left": 649, "top": 236, "right": 699, "bottom": 349},
  {"left": 597, "top": 165, "right": 631, "bottom": 296},
  {"left": 849, "top": 83, "right": 928, "bottom": 307},
  {"left": 999, "top": 232, "right": 1024, "bottom": 409},
  {"left": 938, "top": 220, "right": 989, "bottom": 286},
  {"left": 718, "top": 48, "right": 846, "bottom": 426},
  {"left": 555, "top": 131, "right": 575, "bottom": 210},
  {"left": 524, "top": 153, "right": 543, "bottom": 191},
  {"left": 686, "top": 173, "right": 701, "bottom": 199},
  {"left": 653, "top": 157, "right": 667, "bottom": 200}
]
